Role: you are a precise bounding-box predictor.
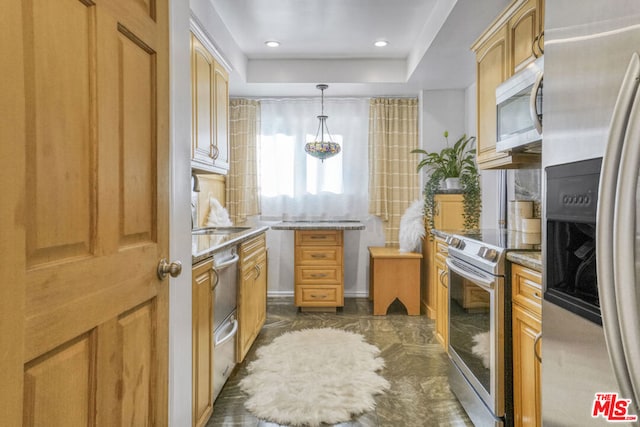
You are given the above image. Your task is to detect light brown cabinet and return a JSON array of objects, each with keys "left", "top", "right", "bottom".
[
  {"left": 434, "top": 245, "right": 449, "bottom": 350},
  {"left": 192, "top": 259, "right": 214, "bottom": 427},
  {"left": 512, "top": 263, "right": 542, "bottom": 427},
  {"left": 294, "top": 230, "right": 344, "bottom": 309},
  {"left": 237, "top": 233, "right": 267, "bottom": 362},
  {"left": 422, "top": 194, "right": 465, "bottom": 319},
  {"left": 471, "top": 0, "right": 544, "bottom": 170},
  {"left": 191, "top": 33, "right": 229, "bottom": 174}
]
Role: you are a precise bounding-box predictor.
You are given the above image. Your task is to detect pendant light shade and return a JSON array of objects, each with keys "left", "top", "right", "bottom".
[{"left": 304, "top": 84, "right": 341, "bottom": 161}]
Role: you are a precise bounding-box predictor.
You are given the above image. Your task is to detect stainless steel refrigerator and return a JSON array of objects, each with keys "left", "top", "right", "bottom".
[{"left": 543, "top": 1, "right": 640, "bottom": 426}]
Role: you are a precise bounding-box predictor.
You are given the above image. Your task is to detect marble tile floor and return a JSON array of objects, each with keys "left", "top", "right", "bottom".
[{"left": 207, "top": 297, "right": 473, "bottom": 427}]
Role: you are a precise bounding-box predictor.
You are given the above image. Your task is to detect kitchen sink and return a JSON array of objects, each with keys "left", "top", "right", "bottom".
[{"left": 192, "top": 226, "right": 251, "bottom": 235}]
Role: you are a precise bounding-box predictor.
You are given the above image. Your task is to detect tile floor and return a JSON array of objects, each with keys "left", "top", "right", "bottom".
[{"left": 207, "top": 298, "right": 473, "bottom": 427}]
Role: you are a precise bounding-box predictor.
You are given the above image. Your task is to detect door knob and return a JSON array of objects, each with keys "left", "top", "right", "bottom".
[{"left": 157, "top": 258, "right": 183, "bottom": 280}]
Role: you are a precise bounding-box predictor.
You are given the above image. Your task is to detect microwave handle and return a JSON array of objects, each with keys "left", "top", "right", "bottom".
[{"left": 529, "top": 71, "right": 543, "bottom": 134}]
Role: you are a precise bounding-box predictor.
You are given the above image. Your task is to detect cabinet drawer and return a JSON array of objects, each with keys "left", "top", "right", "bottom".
[
  {"left": 295, "top": 266, "right": 342, "bottom": 284},
  {"left": 295, "top": 230, "right": 343, "bottom": 246},
  {"left": 512, "top": 264, "right": 542, "bottom": 316},
  {"left": 295, "top": 246, "right": 343, "bottom": 265},
  {"left": 239, "top": 233, "right": 266, "bottom": 265},
  {"left": 295, "top": 285, "right": 343, "bottom": 307},
  {"left": 435, "top": 238, "right": 449, "bottom": 257}
]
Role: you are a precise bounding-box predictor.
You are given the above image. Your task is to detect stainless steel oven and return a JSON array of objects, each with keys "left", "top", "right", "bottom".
[{"left": 445, "top": 232, "right": 514, "bottom": 427}]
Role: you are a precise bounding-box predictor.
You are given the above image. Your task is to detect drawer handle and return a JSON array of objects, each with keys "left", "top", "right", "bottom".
[
  {"left": 310, "top": 235, "right": 328, "bottom": 239},
  {"left": 310, "top": 294, "right": 328, "bottom": 299},
  {"left": 534, "top": 291, "right": 541, "bottom": 299},
  {"left": 533, "top": 332, "right": 542, "bottom": 364},
  {"left": 439, "top": 270, "right": 447, "bottom": 285},
  {"left": 311, "top": 254, "right": 328, "bottom": 258},
  {"left": 310, "top": 273, "right": 328, "bottom": 278}
]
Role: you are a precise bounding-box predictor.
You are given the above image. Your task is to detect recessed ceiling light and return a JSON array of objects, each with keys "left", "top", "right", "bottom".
[
  {"left": 374, "top": 40, "right": 389, "bottom": 47},
  {"left": 265, "top": 40, "right": 280, "bottom": 48}
]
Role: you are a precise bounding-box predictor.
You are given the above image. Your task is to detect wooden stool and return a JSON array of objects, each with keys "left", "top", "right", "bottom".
[{"left": 368, "top": 247, "right": 422, "bottom": 316}]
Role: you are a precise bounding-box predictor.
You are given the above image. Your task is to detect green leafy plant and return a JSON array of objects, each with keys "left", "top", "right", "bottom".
[{"left": 411, "top": 131, "right": 482, "bottom": 231}]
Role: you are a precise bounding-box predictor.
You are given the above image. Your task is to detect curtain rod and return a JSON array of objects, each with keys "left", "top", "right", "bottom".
[{"left": 230, "top": 95, "right": 418, "bottom": 102}]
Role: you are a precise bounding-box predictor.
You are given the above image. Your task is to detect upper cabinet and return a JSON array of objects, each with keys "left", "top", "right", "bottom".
[
  {"left": 191, "top": 32, "right": 230, "bottom": 174},
  {"left": 472, "top": 0, "right": 545, "bottom": 170}
]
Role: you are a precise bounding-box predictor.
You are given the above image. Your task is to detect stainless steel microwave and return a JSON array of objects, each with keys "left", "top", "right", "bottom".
[{"left": 495, "top": 56, "right": 543, "bottom": 153}]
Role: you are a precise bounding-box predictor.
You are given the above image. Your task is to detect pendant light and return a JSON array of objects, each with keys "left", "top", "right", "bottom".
[{"left": 304, "top": 84, "right": 341, "bottom": 161}]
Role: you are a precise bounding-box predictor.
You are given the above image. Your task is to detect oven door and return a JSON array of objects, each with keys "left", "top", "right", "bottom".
[{"left": 446, "top": 257, "right": 506, "bottom": 422}]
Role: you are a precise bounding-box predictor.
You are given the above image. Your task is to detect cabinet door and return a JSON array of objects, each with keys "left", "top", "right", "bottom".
[
  {"left": 191, "top": 34, "right": 215, "bottom": 168},
  {"left": 509, "top": 0, "right": 539, "bottom": 73},
  {"left": 254, "top": 253, "right": 268, "bottom": 333},
  {"left": 476, "top": 26, "right": 509, "bottom": 168},
  {"left": 433, "top": 194, "right": 465, "bottom": 230},
  {"left": 513, "top": 303, "right": 542, "bottom": 427},
  {"left": 435, "top": 255, "right": 449, "bottom": 350},
  {"left": 237, "top": 261, "right": 256, "bottom": 362},
  {"left": 192, "top": 261, "right": 214, "bottom": 427},
  {"left": 213, "top": 62, "right": 229, "bottom": 172}
]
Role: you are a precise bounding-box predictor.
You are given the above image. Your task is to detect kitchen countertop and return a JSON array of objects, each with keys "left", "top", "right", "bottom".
[
  {"left": 192, "top": 225, "right": 269, "bottom": 264},
  {"left": 270, "top": 220, "right": 365, "bottom": 230},
  {"left": 506, "top": 251, "right": 542, "bottom": 272}
]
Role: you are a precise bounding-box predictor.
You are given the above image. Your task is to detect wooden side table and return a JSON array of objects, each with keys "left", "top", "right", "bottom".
[{"left": 368, "top": 247, "right": 422, "bottom": 315}]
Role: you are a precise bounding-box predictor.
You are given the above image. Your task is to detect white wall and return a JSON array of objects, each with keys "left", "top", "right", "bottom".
[
  {"left": 168, "top": 0, "right": 193, "bottom": 425},
  {"left": 419, "top": 89, "right": 466, "bottom": 154}
]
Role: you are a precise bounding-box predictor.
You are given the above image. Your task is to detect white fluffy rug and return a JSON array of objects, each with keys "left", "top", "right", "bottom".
[{"left": 239, "top": 328, "right": 390, "bottom": 426}]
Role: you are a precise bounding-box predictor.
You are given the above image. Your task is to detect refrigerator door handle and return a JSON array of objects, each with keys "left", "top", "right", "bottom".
[
  {"left": 613, "top": 81, "right": 640, "bottom": 410},
  {"left": 597, "top": 52, "right": 640, "bottom": 409}
]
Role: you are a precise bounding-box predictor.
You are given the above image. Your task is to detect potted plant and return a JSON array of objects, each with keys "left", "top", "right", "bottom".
[{"left": 411, "top": 131, "right": 482, "bottom": 231}]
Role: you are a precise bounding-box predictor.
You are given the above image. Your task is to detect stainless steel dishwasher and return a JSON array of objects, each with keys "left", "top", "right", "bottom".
[{"left": 212, "top": 247, "right": 239, "bottom": 401}]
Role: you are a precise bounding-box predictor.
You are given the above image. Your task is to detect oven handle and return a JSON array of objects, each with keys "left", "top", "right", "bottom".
[{"left": 446, "top": 257, "right": 496, "bottom": 291}]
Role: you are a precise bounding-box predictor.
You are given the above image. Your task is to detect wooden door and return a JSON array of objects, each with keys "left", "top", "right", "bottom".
[
  {"left": 213, "top": 62, "right": 230, "bottom": 171},
  {"left": 475, "top": 25, "right": 509, "bottom": 167},
  {"left": 513, "top": 304, "right": 542, "bottom": 426},
  {"left": 2, "top": 0, "right": 170, "bottom": 425},
  {"left": 191, "top": 33, "right": 216, "bottom": 168}
]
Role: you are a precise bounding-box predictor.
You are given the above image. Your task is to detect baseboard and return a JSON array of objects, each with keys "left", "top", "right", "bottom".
[{"left": 267, "top": 290, "right": 370, "bottom": 298}]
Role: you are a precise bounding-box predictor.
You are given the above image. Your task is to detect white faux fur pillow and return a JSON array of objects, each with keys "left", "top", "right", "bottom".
[
  {"left": 206, "top": 194, "right": 233, "bottom": 227},
  {"left": 398, "top": 199, "right": 426, "bottom": 252}
]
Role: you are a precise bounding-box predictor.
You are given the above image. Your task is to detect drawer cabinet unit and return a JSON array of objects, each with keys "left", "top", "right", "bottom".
[
  {"left": 294, "top": 230, "right": 344, "bottom": 309},
  {"left": 512, "top": 263, "right": 542, "bottom": 427},
  {"left": 471, "top": 0, "right": 544, "bottom": 170},
  {"left": 237, "top": 233, "right": 267, "bottom": 362},
  {"left": 192, "top": 259, "right": 214, "bottom": 427}
]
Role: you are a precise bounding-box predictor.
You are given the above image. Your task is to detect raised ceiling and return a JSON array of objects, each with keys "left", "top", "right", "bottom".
[{"left": 206, "top": 0, "right": 511, "bottom": 96}]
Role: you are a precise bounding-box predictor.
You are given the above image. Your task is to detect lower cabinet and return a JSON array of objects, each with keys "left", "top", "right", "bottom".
[
  {"left": 237, "top": 233, "right": 267, "bottom": 362},
  {"left": 192, "top": 259, "right": 214, "bottom": 427},
  {"left": 434, "top": 247, "right": 449, "bottom": 350},
  {"left": 512, "top": 264, "right": 542, "bottom": 427}
]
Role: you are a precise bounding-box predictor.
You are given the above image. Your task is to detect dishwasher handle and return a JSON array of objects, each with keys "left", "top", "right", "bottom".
[
  {"left": 214, "top": 318, "right": 238, "bottom": 346},
  {"left": 213, "top": 253, "right": 240, "bottom": 273}
]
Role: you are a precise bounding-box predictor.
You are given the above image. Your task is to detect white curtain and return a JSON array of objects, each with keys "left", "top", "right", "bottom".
[{"left": 259, "top": 98, "right": 370, "bottom": 220}]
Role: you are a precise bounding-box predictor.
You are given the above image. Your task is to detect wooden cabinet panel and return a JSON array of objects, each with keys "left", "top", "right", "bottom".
[
  {"left": 512, "top": 263, "right": 542, "bottom": 427},
  {"left": 294, "top": 230, "right": 344, "bottom": 308},
  {"left": 435, "top": 254, "right": 449, "bottom": 350},
  {"left": 237, "top": 234, "right": 268, "bottom": 362},
  {"left": 421, "top": 194, "right": 463, "bottom": 318},
  {"left": 192, "top": 259, "right": 214, "bottom": 427},
  {"left": 510, "top": 0, "right": 538, "bottom": 73},
  {"left": 190, "top": 32, "right": 229, "bottom": 174},
  {"left": 476, "top": 26, "right": 510, "bottom": 168},
  {"left": 513, "top": 303, "right": 542, "bottom": 427}
]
